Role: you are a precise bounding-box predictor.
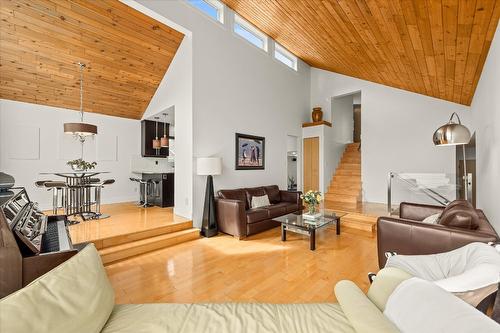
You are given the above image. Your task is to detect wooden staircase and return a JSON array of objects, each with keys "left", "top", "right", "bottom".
[
  {"left": 324, "top": 143, "right": 377, "bottom": 233},
  {"left": 97, "top": 221, "right": 199, "bottom": 265},
  {"left": 325, "top": 143, "right": 361, "bottom": 210}
]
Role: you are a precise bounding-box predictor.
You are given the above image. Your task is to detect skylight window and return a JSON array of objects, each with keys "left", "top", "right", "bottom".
[
  {"left": 234, "top": 15, "right": 268, "bottom": 51},
  {"left": 188, "top": 0, "right": 224, "bottom": 23},
  {"left": 274, "top": 43, "right": 298, "bottom": 71}
]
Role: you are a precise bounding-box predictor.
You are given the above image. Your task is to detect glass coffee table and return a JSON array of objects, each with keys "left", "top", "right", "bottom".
[{"left": 274, "top": 210, "right": 347, "bottom": 250}]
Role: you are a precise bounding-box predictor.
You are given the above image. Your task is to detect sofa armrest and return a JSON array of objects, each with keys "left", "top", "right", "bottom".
[
  {"left": 399, "top": 202, "right": 445, "bottom": 221},
  {"left": 215, "top": 198, "right": 247, "bottom": 238},
  {"left": 377, "top": 217, "right": 498, "bottom": 268},
  {"left": 279, "top": 190, "right": 302, "bottom": 207}
]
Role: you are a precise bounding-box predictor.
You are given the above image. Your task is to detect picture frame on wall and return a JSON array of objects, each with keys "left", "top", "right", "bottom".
[{"left": 235, "top": 133, "right": 265, "bottom": 170}]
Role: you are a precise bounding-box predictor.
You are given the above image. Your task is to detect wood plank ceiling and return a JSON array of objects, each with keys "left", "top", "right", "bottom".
[
  {"left": 223, "top": 0, "right": 500, "bottom": 105},
  {"left": 0, "top": 0, "right": 184, "bottom": 119}
]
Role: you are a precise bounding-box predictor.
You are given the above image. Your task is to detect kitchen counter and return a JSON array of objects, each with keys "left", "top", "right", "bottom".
[{"left": 132, "top": 170, "right": 174, "bottom": 174}]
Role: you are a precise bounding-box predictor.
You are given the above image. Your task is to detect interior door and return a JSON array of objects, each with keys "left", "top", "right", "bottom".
[{"left": 303, "top": 137, "right": 319, "bottom": 192}]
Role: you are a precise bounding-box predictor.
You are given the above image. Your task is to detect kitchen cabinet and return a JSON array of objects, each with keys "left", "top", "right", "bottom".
[{"left": 141, "top": 120, "right": 169, "bottom": 158}]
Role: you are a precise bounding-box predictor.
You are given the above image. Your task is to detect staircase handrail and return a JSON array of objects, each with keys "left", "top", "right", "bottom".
[{"left": 387, "top": 172, "right": 451, "bottom": 213}]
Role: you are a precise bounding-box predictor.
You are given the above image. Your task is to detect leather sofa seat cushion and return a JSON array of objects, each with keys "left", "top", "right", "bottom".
[
  {"left": 439, "top": 200, "right": 479, "bottom": 230},
  {"left": 246, "top": 208, "right": 269, "bottom": 224},
  {"left": 264, "top": 185, "right": 280, "bottom": 204},
  {"left": 218, "top": 189, "right": 248, "bottom": 209},
  {"left": 245, "top": 187, "right": 267, "bottom": 208},
  {"left": 0, "top": 244, "right": 114, "bottom": 333},
  {"left": 264, "top": 203, "right": 288, "bottom": 218}
]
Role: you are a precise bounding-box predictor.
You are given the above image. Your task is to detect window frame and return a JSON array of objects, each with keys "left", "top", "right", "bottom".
[
  {"left": 274, "top": 43, "right": 298, "bottom": 71},
  {"left": 233, "top": 14, "right": 268, "bottom": 52},
  {"left": 188, "top": 0, "right": 224, "bottom": 24}
]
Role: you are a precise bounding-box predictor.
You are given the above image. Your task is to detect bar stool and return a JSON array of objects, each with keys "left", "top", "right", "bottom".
[
  {"left": 129, "top": 177, "right": 152, "bottom": 208},
  {"left": 91, "top": 179, "right": 115, "bottom": 219},
  {"left": 43, "top": 181, "right": 67, "bottom": 215}
]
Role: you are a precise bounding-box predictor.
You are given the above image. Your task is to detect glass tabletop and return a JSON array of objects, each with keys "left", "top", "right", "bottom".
[
  {"left": 39, "top": 171, "right": 110, "bottom": 177},
  {"left": 274, "top": 210, "right": 347, "bottom": 230}
]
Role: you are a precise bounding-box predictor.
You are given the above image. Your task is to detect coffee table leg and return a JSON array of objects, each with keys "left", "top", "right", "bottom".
[
  {"left": 281, "top": 224, "right": 286, "bottom": 241},
  {"left": 336, "top": 217, "right": 341, "bottom": 235},
  {"left": 310, "top": 229, "right": 316, "bottom": 250}
]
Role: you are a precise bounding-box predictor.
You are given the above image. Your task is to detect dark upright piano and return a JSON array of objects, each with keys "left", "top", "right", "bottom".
[{"left": 0, "top": 187, "right": 79, "bottom": 297}]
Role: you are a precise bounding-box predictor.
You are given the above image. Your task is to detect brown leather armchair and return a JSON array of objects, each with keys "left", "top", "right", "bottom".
[
  {"left": 377, "top": 201, "right": 498, "bottom": 268},
  {"left": 216, "top": 185, "right": 302, "bottom": 238}
]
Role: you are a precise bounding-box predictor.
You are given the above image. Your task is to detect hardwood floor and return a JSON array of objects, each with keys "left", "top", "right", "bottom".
[{"left": 106, "top": 224, "right": 378, "bottom": 304}]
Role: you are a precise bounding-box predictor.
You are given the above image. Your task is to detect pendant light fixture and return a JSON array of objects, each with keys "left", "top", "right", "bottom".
[
  {"left": 64, "top": 62, "right": 97, "bottom": 142},
  {"left": 160, "top": 113, "right": 169, "bottom": 147},
  {"left": 152, "top": 117, "right": 161, "bottom": 150}
]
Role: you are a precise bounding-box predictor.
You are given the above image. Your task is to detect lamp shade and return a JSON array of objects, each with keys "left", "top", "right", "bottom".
[
  {"left": 64, "top": 122, "right": 97, "bottom": 136},
  {"left": 160, "top": 136, "right": 169, "bottom": 147},
  {"left": 197, "top": 157, "right": 222, "bottom": 176},
  {"left": 152, "top": 139, "right": 161, "bottom": 149},
  {"left": 433, "top": 123, "right": 471, "bottom": 146}
]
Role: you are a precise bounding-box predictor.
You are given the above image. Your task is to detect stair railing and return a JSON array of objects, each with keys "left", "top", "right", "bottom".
[{"left": 387, "top": 172, "right": 452, "bottom": 214}]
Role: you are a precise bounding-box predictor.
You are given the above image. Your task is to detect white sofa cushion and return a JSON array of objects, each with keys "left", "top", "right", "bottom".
[
  {"left": 102, "top": 303, "right": 355, "bottom": 333},
  {"left": 384, "top": 278, "right": 500, "bottom": 333},
  {"left": 335, "top": 280, "right": 400, "bottom": 333},
  {"left": 367, "top": 267, "right": 412, "bottom": 311},
  {"left": 0, "top": 244, "right": 114, "bottom": 333}
]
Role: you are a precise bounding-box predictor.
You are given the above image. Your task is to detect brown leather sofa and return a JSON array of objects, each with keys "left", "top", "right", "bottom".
[
  {"left": 377, "top": 200, "right": 499, "bottom": 268},
  {"left": 216, "top": 185, "right": 302, "bottom": 238}
]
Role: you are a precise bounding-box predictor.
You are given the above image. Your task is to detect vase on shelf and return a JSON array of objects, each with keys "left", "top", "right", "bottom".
[{"left": 312, "top": 107, "right": 323, "bottom": 122}]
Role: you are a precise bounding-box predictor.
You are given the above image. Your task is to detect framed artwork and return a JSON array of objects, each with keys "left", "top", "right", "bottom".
[{"left": 235, "top": 133, "right": 265, "bottom": 170}]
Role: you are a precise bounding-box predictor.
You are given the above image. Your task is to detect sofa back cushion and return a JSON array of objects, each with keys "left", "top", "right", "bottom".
[
  {"left": 264, "top": 185, "right": 280, "bottom": 204},
  {"left": 0, "top": 244, "right": 114, "bottom": 333},
  {"left": 218, "top": 189, "right": 248, "bottom": 209},
  {"left": 438, "top": 200, "right": 479, "bottom": 230},
  {"left": 384, "top": 277, "right": 499, "bottom": 333},
  {"left": 245, "top": 187, "right": 267, "bottom": 209}
]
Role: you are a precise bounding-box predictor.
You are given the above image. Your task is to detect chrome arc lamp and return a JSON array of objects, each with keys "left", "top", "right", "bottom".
[
  {"left": 433, "top": 112, "right": 471, "bottom": 200},
  {"left": 64, "top": 62, "right": 97, "bottom": 143}
]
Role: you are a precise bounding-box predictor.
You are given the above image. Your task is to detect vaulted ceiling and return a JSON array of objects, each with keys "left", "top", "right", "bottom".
[
  {"left": 0, "top": 0, "right": 184, "bottom": 119},
  {"left": 223, "top": 0, "right": 500, "bottom": 105}
]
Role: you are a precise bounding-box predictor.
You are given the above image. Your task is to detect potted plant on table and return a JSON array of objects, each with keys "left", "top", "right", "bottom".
[
  {"left": 301, "top": 190, "right": 323, "bottom": 219},
  {"left": 66, "top": 159, "right": 97, "bottom": 171}
]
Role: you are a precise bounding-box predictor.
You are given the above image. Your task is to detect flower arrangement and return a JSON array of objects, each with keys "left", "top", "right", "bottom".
[
  {"left": 301, "top": 190, "right": 323, "bottom": 215},
  {"left": 67, "top": 159, "right": 97, "bottom": 171}
]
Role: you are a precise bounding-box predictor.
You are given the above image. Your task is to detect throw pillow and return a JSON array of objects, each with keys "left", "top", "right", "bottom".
[
  {"left": 251, "top": 194, "right": 270, "bottom": 208},
  {"left": 421, "top": 213, "right": 440, "bottom": 224}
]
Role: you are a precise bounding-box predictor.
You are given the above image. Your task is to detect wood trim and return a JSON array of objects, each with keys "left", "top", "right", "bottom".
[{"left": 302, "top": 121, "right": 332, "bottom": 128}]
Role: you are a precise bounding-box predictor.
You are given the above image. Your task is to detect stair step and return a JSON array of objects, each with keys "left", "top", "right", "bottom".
[
  {"left": 340, "top": 214, "right": 377, "bottom": 233},
  {"left": 324, "top": 200, "right": 358, "bottom": 210},
  {"left": 96, "top": 221, "right": 193, "bottom": 249},
  {"left": 337, "top": 163, "right": 361, "bottom": 170},
  {"left": 324, "top": 194, "right": 359, "bottom": 203},
  {"left": 335, "top": 169, "right": 361, "bottom": 176},
  {"left": 333, "top": 176, "right": 362, "bottom": 184},
  {"left": 327, "top": 187, "right": 361, "bottom": 195},
  {"left": 99, "top": 228, "right": 200, "bottom": 265}
]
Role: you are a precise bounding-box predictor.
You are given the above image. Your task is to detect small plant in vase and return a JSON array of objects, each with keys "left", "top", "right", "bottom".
[
  {"left": 301, "top": 190, "right": 323, "bottom": 216},
  {"left": 67, "top": 159, "right": 97, "bottom": 171}
]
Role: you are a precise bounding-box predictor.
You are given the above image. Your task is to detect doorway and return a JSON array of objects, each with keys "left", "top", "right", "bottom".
[
  {"left": 303, "top": 137, "right": 319, "bottom": 193},
  {"left": 286, "top": 135, "right": 299, "bottom": 191},
  {"left": 456, "top": 133, "right": 476, "bottom": 206}
]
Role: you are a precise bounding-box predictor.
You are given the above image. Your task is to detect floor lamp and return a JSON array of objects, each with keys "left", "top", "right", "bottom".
[
  {"left": 433, "top": 112, "right": 471, "bottom": 201},
  {"left": 197, "top": 157, "right": 222, "bottom": 237}
]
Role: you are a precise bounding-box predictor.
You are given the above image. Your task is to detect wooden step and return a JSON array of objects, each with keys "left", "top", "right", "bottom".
[
  {"left": 333, "top": 175, "right": 362, "bottom": 184},
  {"left": 337, "top": 163, "right": 360, "bottom": 170},
  {"left": 336, "top": 169, "right": 361, "bottom": 176},
  {"left": 327, "top": 187, "right": 361, "bottom": 195},
  {"left": 95, "top": 221, "right": 193, "bottom": 249},
  {"left": 99, "top": 228, "right": 200, "bottom": 265},
  {"left": 325, "top": 193, "right": 359, "bottom": 203},
  {"left": 324, "top": 200, "right": 358, "bottom": 210},
  {"left": 340, "top": 213, "right": 377, "bottom": 233}
]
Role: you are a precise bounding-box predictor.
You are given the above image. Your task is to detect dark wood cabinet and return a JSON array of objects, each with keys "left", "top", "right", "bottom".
[
  {"left": 141, "top": 120, "right": 169, "bottom": 158},
  {"left": 142, "top": 173, "right": 174, "bottom": 208}
]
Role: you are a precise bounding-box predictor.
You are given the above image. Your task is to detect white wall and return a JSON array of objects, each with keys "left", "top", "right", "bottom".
[
  {"left": 311, "top": 69, "right": 471, "bottom": 203},
  {"left": 471, "top": 25, "right": 500, "bottom": 232},
  {"left": 0, "top": 99, "right": 140, "bottom": 210},
  {"left": 135, "top": 0, "right": 311, "bottom": 227}
]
